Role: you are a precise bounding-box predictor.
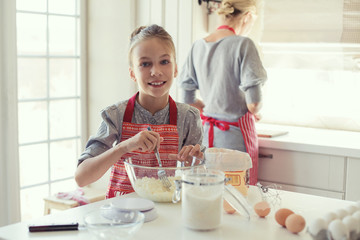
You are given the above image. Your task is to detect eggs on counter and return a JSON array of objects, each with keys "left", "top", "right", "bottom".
[
  {"left": 308, "top": 201, "right": 360, "bottom": 240},
  {"left": 254, "top": 201, "right": 271, "bottom": 217},
  {"left": 274, "top": 208, "right": 306, "bottom": 234},
  {"left": 252, "top": 202, "right": 306, "bottom": 234}
]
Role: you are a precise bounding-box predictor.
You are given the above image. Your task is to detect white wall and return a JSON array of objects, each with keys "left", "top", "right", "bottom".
[
  {"left": 86, "top": 0, "right": 137, "bottom": 188},
  {"left": 0, "top": 0, "right": 21, "bottom": 226}
]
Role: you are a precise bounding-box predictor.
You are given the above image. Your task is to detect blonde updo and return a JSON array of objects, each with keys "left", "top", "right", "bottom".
[
  {"left": 128, "top": 24, "right": 176, "bottom": 67},
  {"left": 217, "top": 0, "right": 257, "bottom": 19}
]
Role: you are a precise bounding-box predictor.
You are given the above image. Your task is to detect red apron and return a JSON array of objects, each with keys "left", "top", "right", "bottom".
[
  {"left": 106, "top": 93, "right": 179, "bottom": 198},
  {"left": 201, "top": 112, "right": 258, "bottom": 185}
]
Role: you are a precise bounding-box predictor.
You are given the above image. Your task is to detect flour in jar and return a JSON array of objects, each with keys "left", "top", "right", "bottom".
[{"left": 182, "top": 185, "right": 223, "bottom": 230}]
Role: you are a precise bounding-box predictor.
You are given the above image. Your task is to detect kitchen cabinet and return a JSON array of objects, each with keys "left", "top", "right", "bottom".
[
  {"left": 256, "top": 123, "right": 360, "bottom": 201},
  {"left": 345, "top": 157, "right": 360, "bottom": 201},
  {"left": 258, "top": 148, "right": 346, "bottom": 199}
]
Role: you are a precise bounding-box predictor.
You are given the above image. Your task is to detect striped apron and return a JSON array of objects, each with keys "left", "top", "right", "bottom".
[
  {"left": 201, "top": 112, "right": 258, "bottom": 185},
  {"left": 106, "top": 93, "right": 179, "bottom": 198}
]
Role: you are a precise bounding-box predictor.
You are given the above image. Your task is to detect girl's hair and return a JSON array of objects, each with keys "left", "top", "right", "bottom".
[
  {"left": 128, "top": 24, "right": 176, "bottom": 67},
  {"left": 217, "top": 0, "right": 257, "bottom": 19}
]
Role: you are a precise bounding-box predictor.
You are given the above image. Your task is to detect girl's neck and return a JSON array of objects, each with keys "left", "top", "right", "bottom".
[{"left": 137, "top": 93, "right": 169, "bottom": 115}]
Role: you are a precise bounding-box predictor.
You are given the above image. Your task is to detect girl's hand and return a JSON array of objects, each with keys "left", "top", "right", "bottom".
[
  {"left": 168, "top": 144, "right": 204, "bottom": 166},
  {"left": 123, "top": 130, "right": 163, "bottom": 153}
]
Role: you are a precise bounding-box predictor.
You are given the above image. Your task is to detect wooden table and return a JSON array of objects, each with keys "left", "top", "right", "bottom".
[{"left": 0, "top": 189, "right": 356, "bottom": 240}]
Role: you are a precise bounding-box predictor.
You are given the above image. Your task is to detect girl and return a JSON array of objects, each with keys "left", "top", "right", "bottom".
[
  {"left": 75, "top": 24, "right": 205, "bottom": 198},
  {"left": 178, "top": 0, "right": 267, "bottom": 185}
]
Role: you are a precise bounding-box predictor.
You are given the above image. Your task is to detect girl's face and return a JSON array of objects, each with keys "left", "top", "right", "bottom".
[{"left": 129, "top": 38, "right": 177, "bottom": 101}]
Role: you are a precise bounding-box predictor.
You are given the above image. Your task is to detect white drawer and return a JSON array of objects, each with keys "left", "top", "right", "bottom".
[
  {"left": 259, "top": 181, "right": 344, "bottom": 200},
  {"left": 258, "top": 148, "right": 345, "bottom": 192}
]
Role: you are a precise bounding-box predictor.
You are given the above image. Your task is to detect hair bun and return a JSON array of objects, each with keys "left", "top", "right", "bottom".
[{"left": 218, "top": 1, "right": 235, "bottom": 15}]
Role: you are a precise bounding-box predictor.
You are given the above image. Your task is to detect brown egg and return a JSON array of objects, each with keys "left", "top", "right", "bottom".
[
  {"left": 224, "top": 200, "right": 236, "bottom": 214},
  {"left": 285, "top": 214, "right": 306, "bottom": 233},
  {"left": 275, "top": 208, "right": 294, "bottom": 227},
  {"left": 254, "top": 201, "right": 271, "bottom": 218}
]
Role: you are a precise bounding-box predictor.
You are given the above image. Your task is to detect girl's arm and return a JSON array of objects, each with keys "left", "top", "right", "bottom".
[
  {"left": 75, "top": 131, "right": 162, "bottom": 187},
  {"left": 75, "top": 142, "right": 127, "bottom": 187}
]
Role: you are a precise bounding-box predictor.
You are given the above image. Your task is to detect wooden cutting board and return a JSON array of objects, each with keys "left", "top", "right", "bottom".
[{"left": 257, "top": 129, "right": 288, "bottom": 138}]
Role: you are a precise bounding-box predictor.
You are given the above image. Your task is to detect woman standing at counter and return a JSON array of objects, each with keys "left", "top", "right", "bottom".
[{"left": 178, "top": 0, "right": 267, "bottom": 185}]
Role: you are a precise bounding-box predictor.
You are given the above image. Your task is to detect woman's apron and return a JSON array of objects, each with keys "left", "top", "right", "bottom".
[
  {"left": 201, "top": 112, "right": 258, "bottom": 185},
  {"left": 106, "top": 93, "right": 179, "bottom": 198}
]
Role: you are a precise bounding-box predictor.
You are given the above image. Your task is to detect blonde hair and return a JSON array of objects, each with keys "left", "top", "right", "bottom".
[
  {"left": 217, "top": 0, "right": 257, "bottom": 19},
  {"left": 128, "top": 24, "right": 176, "bottom": 67}
]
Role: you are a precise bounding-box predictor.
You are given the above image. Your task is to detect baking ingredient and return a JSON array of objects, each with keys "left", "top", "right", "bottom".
[
  {"left": 342, "top": 216, "right": 359, "bottom": 235},
  {"left": 356, "top": 201, "right": 360, "bottom": 209},
  {"left": 307, "top": 218, "right": 327, "bottom": 236},
  {"left": 183, "top": 185, "right": 223, "bottom": 230},
  {"left": 223, "top": 200, "right": 236, "bottom": 214},
  {"left": 254, "top": 201, "right": 270, "bottom": 218},
  {"left": 335, "top": 208, "right": 348, "bottom": 219},
  {"left": 324, "top": 212, "right": 337, "bottom": 225},
  {"left": 133, "top": 176, "right": 180, "bottom": 202},
  {"left": 345, "top": 205, "right": 358, "bottom": 215},
  {"left": 328, "top": 219, "right": 348, "bottom": 240},
  {"left": 285, "top": 214, "right": 306, "bottom": 234},
  {"left": 353, "top": 210, "right": 360, "bottom": 221},
  {"left": 275, "top": 208, "right": 294, "bottom": 227}
]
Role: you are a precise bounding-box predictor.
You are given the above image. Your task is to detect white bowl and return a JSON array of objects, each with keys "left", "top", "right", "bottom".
[
  {"left": 84, "top": 208, "right": 144, "bottom": 240},
  {"left": 124, "top": 157, "right": 205, "bottom": 203}
]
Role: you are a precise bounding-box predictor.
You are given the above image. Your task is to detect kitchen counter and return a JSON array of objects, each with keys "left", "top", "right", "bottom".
[
  {"left": 0, "top": 190, "right": 357, "bottom": 240},
  {"left": 256, "top": 123, "right": 360, "bottom": 158}
]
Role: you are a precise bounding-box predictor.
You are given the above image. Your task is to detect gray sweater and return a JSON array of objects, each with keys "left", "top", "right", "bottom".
[{"left": 178, "top": 35, "right": 267, "bottom": 122}]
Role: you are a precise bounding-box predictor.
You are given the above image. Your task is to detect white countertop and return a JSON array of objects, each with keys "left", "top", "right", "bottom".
[
  {"left": 0, "top": 190, "right": 357, "bottom": 240},
  {"left": 256, "top": 123, "right": 360, "bottom": 158}
]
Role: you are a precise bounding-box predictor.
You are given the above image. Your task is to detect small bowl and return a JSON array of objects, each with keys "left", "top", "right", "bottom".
[
  {"left": 84, "top": 208, "right": 145, "bottom": 240},
  {"left": 124, "top": 157, "right": 205, "bottom": 203}
]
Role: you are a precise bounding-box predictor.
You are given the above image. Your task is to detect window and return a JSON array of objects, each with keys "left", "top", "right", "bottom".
[
  {"left": 260, "top": 43, "right": 360, "bottom": 132},
  {"left": 16, "top": 0, "right": 82, "bottom": 220}
]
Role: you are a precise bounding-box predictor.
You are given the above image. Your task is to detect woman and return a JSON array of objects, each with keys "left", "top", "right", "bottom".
[{"left": 178, "top": 0, "right": 267, "bottom": 185}]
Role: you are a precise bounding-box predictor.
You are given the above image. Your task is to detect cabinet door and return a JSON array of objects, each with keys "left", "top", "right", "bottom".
[
  {"left": 345, "top": 157, "right": 360, "bottom": 201},
  {"left": 258, "top": 148, "right": 345, "bottom": 192},
  {"left": 259, "top": 181, "right": 344, "bottom": 200}
]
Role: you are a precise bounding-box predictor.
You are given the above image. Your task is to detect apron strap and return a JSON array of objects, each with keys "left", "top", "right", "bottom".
[
  {"left": 168, "top": 95, "right": 177, "bottom": 125},
  {"left": 123, "top": 92, "right": 177, "bottom": 125},
  {"left": 123, "top": 92, "right": 138, "bottom": 123},
  {"left": 200, "top": 114, "right": 239, "bottom": 148}
]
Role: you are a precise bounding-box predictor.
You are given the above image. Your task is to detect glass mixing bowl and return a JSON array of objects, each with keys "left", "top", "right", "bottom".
[
  {"left": 84, "top": 208, "right": 144, "bottom": 240},
  {"left": 124, "top": 157, "right": 205, "bottom": 203}
]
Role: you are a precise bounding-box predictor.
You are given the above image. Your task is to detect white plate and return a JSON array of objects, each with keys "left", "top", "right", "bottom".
[{"left": 108, "top": 198, "right": 158, "bottom": 222}]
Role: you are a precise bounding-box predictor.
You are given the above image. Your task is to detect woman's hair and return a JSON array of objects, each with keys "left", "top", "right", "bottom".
[
  {"left": 128, "top": 24, "right": 176, "bottom": 67},
  {"left": 217, "top": 0, "right": 257, "bottom": 19}
]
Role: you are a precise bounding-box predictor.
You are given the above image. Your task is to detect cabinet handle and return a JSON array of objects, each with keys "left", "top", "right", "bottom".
[{"left": 259, "top": 154, "right": 273, "bottom": 159}]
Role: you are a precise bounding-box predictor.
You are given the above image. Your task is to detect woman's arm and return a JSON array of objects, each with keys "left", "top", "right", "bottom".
[
  {"left": 247, "top": 102, "right": 262, "bottom": 115},
  {"left": 190, "top": 99, "right": 205, "bottom": 113}
]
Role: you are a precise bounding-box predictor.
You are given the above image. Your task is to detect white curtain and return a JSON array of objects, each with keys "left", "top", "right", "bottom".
[
  {"left": 261, "top": 0, "right": 360, "bottom": 43},
  {"left": 0, "top": 0, "right": 21, "bottom": 226}
]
